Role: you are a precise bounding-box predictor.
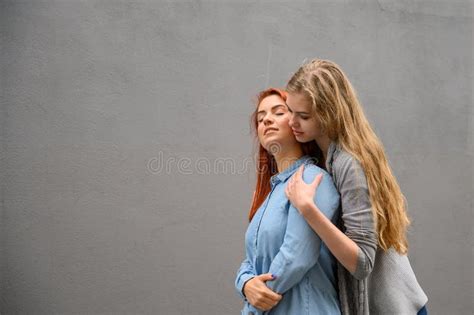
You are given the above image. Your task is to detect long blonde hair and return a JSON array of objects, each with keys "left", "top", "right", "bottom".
[{"left": 287, "top": 58, "right": 410, "bottom": 254}]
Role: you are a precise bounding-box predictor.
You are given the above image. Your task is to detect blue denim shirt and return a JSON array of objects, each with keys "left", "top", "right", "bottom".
[{"left": 235, "top": 155, "right": 341, "bottom": 315}]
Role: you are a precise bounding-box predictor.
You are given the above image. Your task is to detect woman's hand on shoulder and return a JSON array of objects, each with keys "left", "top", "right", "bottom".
[
  {"left": 243, "top": 273, "right": 282, "bottom": 311},
  {"left": 285, "top": 164, "right": 323, "bottom": 217}
]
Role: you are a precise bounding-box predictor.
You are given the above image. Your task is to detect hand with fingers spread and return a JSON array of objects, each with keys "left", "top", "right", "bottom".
[
  {"left": 243, "top": 273, "right": 282, "bottom": 311},
  {"left": 285, "top": 164, "right": 323, "bottom": 218}
]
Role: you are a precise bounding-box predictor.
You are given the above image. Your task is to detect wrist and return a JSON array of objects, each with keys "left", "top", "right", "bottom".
[
  {"left": 300, "top": 201, "right": 319, "bottom": 217},
  {"left": 242, "top": 277, "right": 254, "bottom": 297},
  {"left": 301, "top": 199, "right": 315, "bottom": 213}
]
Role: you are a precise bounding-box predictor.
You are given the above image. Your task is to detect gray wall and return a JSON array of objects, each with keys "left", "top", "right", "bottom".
[{"left": 1, "top": 0, "right": 472, "bottom": 314}]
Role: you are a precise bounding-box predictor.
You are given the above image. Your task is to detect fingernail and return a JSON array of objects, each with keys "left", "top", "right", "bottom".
[{"left": 272, "top": 274, "right": 277, "bottom": 279}]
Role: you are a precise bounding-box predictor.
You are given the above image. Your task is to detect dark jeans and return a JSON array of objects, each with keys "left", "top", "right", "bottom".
[{"left": 417, "top": 305, "right": 428, "bottom": 315}]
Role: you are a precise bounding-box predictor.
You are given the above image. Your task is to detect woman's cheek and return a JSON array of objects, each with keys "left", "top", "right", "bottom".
[
  {"left": 280, "top": 117, "right": 291, "bottom": 129},
  {"left": 302, "top": 120, "right": 312, "bottom": 133}
]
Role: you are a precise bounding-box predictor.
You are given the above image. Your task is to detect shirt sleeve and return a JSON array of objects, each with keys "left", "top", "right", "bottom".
[
  {"left": 265, "top": 167, "right": 340, "bottom": 294},
  {"left": 235, "top": 257, "right": 256, "bottom": 300},
  {"left": 336, "top": 154, "right": 378, "bottom": 280}
]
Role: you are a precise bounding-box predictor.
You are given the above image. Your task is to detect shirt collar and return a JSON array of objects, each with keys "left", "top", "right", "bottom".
[
  {"left": 325, "top": 141, "right": 338, "bottom": 175},
  {"left": 270, "top": 155, "right": 315, "bottom": 187}
]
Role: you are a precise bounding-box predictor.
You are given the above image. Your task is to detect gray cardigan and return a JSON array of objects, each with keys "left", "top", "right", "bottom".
[{"left": 325, "top": 142, "right": 428, "bottom": 315}]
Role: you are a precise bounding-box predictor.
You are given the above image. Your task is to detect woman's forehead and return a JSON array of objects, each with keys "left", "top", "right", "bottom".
[
  {"left": 287, "top": 92, "right": 311, "bottom": 111},
  {"left": 258, "top": 94, "right": 286, "bottom": 111}
]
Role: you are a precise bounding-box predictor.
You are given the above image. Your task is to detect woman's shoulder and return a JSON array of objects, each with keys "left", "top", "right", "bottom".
[
  {"left": 330, "top": 145, "right": 368, "bottom": 191},
  {"left": 302, "top": 162, "right": 330, "bottom": 179},
  {"left": 332, "top": 146, "right": 364, "bottom": 176},
  {"left": 302, "top": 162, "right": 339, "bottom": 195}
]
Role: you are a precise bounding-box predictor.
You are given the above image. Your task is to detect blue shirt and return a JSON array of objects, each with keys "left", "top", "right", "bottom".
[{"left": 235, "top": 155, "right": 341, "bottom": 315}]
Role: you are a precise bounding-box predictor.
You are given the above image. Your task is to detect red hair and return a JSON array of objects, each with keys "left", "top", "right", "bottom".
[{"left": 248, "top": 88, "right": 322, "bottom": 222}]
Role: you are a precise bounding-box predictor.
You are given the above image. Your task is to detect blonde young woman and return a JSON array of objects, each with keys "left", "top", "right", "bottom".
[{"left": 282, "top": 59, "right": 428, "bottom": 315}]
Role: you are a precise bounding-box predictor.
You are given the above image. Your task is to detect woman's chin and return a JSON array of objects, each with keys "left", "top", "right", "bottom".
[{"left": 295, "top": 134, "right": 312, "bottom": 143}]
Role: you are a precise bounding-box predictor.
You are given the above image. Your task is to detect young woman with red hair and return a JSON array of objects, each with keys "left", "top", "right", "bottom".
[{"left": 235, "top": 88, "right": 342, "bottom": 315}]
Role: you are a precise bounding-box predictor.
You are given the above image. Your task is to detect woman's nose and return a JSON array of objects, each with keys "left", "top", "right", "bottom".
[
  {"left": 289, "top": 115, "right": 296, "bottom": 127},
  {"left": 263, "top": 116, "right": 273, "bottom": 125}
]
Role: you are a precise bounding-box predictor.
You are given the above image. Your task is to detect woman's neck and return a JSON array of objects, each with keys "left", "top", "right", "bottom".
[{"left": 273, "top": 146, "right": 304, "bottom": 174}]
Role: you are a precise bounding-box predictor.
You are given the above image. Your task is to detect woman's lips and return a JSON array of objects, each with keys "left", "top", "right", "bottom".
[
  {"left": 264, "top": 128, "right": 279, "bottom": 135},
  {"left": 292, "top": 130, "right": 304, "bottom": 136}
]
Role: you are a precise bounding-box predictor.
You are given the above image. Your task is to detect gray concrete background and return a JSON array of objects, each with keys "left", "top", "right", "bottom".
[{"left": 1, "top": 0, "right": 472, "bottom": 314}]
